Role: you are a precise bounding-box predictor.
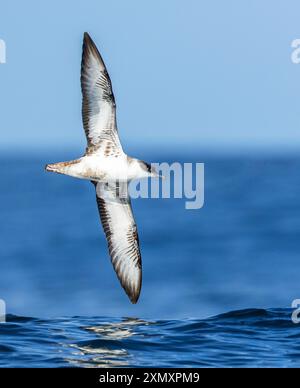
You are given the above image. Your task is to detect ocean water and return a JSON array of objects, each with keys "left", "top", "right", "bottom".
[
  {"left": 0, "top": 151, "right": 300, "bottom": 367},
  {"left": 0, "top": 308, "right": 299, "bottom": 368}
]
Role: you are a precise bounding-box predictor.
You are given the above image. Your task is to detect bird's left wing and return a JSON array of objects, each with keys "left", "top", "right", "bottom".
[{"left": 93, "top": 181, "right": 142, "bottom": 303}]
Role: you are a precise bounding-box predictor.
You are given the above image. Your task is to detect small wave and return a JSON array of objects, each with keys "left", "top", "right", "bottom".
[{"left": 0, "top": 308, "right": 299, "bottom": 367}]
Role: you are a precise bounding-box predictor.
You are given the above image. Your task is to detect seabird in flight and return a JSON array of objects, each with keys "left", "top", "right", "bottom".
[{"left": 46, "top": 33, "right": 161, "bottom": 303}]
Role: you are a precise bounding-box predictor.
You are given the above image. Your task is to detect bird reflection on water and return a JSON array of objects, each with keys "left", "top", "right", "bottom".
[{"left": 65, "top": 317, "right": 151, "bottom": 367}]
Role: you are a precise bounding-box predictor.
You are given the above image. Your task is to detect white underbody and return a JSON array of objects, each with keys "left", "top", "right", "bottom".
[{"left": 47, "top": 153, "right": 149, "bottom": 182}]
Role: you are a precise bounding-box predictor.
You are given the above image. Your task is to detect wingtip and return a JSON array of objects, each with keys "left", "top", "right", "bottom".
[
  {"left": 82, "top": 31, "right": 105, "bottom": 68},
  {"left": 127, "top": 284, "right": 142, "bottom": 304},
  {"left": 83, "top": 32, "right": 91, "bottom": 41},
  {"left": 83, "top": 32, "right": 95, "bottom": 50},
  {"left": 129, "top": 293, "right": 140, "bottom": 304},
  {"left": 83, "top": 32, "right": 93, "bottom": 49}
]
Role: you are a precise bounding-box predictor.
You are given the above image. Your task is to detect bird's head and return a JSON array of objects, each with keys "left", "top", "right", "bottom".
[{"left": 138, "top": 160, "right": 163, "bottom": 179}]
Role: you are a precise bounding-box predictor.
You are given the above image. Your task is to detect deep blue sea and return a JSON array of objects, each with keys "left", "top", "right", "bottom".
[{"left": 0, "top": 151, "right": 300, "bottom": 367}]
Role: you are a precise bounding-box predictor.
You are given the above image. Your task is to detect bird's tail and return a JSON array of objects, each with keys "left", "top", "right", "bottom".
[
  {"left": 45, "top": 161, "right": 70, "bottom": 175},
  {"left": 45, "top": 159, "right": 82, "bottom": 177},
  {"left": 45, "top": 163, "right": 57, "bottom": 173}
]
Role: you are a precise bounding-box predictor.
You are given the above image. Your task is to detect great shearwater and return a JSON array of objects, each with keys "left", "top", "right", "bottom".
[{"left": 46, "top": 33, "right": 161, "bottom": 303}]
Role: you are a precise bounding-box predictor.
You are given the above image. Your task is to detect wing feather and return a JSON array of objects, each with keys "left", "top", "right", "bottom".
[
  {"left": 94, "top": 181, "right": 142, "bottom": 303},
  {"left": 81, "top": 33, "right": 122, "bottom": 154}
]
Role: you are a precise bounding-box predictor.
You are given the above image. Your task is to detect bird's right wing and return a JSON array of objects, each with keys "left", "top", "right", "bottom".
[
  {"left": 81, "top": 33, "right": 123, "bottom": 155},
  {"left": 93, "top": 181, "right": 142, "bottom": 303}
]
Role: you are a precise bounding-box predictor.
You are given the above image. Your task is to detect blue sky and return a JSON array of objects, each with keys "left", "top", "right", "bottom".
[{"left": 1, "top": 0, "right": 300, "bottom": 152}]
